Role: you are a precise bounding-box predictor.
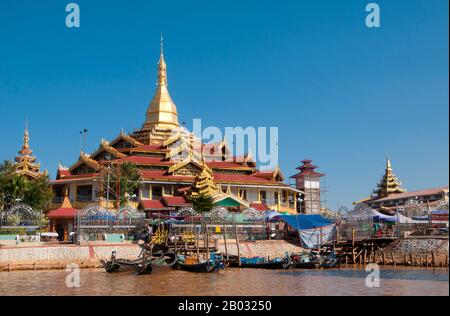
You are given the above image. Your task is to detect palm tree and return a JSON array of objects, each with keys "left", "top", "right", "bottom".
[
  {"left": 5, "top": 175, "right": 28, "bottom": 202},
  {"left": 0, "top": 160, "right": 15, "bottom": 176}
]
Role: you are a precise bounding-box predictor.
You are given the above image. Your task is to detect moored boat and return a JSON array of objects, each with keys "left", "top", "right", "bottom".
[
  {"left": 229, "top": 256, "right": 291, "bottom": 269},
  {"left": 177, "top": 260, "right": 216, "bottom": 273},
  {"left": 291, "top": 251, "right": 321, "bottom": 269}
]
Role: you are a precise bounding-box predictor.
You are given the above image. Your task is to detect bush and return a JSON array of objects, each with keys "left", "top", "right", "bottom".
[
  {"left": 0, "top": 228, "right": 27, "bottom": 236},
  {"left": 6, "top": 214, "right": 20, "bottom": 226}
]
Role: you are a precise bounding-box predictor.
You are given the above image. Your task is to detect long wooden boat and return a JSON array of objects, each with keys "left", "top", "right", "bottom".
[
  {"left": 292, "top": 260, "right": 320, "bottom": 269},
  {"left": 291, "top": 253, "right": 321, "bottom": 269},
  {"left": 239, "top": 261, "right": 290, "bottom": 269},
  {"left": 101, "top": 249, "right": 178, "bottom": 275},
  {"left": 228, "top": 257, "right": 290, "bottom": 269},
  {"left": 177, "top": 261, "right": 216, "bottom": 273},
  {"left": 319, "top": 252, "right": 340, "bottom": 269}
]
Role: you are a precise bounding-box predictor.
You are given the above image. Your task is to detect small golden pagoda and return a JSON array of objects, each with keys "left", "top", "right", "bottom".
[
  {"left": 191, "top": 160, "right": 219, "bottom": 197},
  {"left": 15, "top": 125, "right": 46, "bottom": 180},
  {"left": 372, "top": 158, "right": 405, "bottom": 198}
]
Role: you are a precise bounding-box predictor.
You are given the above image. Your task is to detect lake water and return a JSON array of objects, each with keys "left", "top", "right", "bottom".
[{"left": 0, "top": 266, "right": 448, "bottom": 296}]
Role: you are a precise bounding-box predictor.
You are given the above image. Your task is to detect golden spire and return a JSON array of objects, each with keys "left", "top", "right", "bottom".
[
  {"left": 19, "top": 121, "right": 32, "bottom": 157},
  {"left": 15, "top": 122, "right": 44, "bottom": 180},
  {"left": 386, "top": 156, "right": 392, "bottom": 170},
  {"left": 373, "top": 157, "right": 405, "bottom": 198},
  {"left": 142, "top": 34, "right": 179, "bottom": 131}
]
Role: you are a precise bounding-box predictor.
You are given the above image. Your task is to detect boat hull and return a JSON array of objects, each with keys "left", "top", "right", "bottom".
[{"left": 177, "top": 261, "right": 216, "bottom": 273}]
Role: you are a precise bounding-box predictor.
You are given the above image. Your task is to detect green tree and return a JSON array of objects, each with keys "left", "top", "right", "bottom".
[
  {"left": 119, "top": 163, "right": 141, "bottom": 206},
  {"left": 3, "top": 174, "right": 28, "bottom": 203},
  {"left": 0, "top": 160, "right": 15, "bottom": 175},
  {"left": 0, "top": 161, "right": 53, "bottom": 212},
  {"left": 187, "top": 193, "right": 215, "bottom": 214},
  {"left": 0, "top": 160, "right": 15, "bottom": 213},
  {"left": 105, "top": 163, "right": 141, "bottom": 206},
  {"left": 23, "top": 176, "right": 54, "bottom": 211}
]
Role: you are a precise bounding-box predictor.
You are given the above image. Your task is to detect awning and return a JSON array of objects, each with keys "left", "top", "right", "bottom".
[
  {"left": 279, "top": 214, "right": 333, "bottom": 230},
  {"left": 162, "top": 196, "right": 191, "bottom": 207},
  {"left": 140, "top": 200, "right": 174, "bottom": 211},
  {"left": 47, "top": 208, "right": 77, "bottom": 219},
  {"left": 250, "top": 202, "right": 270, "bottom": 211},
  {"left": 280, "top": 214, "right": 335, "bottom": 249}
]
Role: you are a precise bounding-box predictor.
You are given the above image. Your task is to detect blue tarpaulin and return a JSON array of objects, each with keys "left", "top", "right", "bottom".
[
  {"left": 279, "top": 215, "right": 333, "bottom": 230},
  {"left": 280, "top": 215, "right": 335, "bottom": 249}
]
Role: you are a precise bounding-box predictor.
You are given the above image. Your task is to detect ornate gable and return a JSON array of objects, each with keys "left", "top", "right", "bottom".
[
  {"left": 110, "top": 131, "right": 144, "bottom": 149},
  {"left": 70, "top": 152, "right": 101, "bottom": 174},
  {"left": 91, "top": 139, "right": 127, "bottom": 161}
]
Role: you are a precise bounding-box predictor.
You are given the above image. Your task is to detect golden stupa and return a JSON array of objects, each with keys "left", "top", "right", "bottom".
[
  {"left": 141, "top": 35, "right": 179, "bottom": 131},
  {"left": 373, "top": 157, "right": 405, "bottom": 198}
]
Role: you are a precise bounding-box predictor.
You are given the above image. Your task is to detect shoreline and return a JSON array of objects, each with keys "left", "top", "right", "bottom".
[{"left": 1, "top": 238, "right": 448, "bottom": 272}]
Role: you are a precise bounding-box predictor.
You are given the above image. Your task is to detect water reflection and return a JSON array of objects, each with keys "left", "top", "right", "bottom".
[{"left": 0, "top": 267, "right": 448, "bottom": 296}]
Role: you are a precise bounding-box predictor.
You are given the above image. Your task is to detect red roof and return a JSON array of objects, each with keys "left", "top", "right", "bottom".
[
  {"left": 206, "top": 161, "right": 252, "bottom": 169},
  {"left": 140, "top": 200, "right": 173, "bottom": 210},
  {"left": 250, "top": 202, "right": 270, "bottom": 211},
  {"left": 372, "top": 187, "right": 449, "bottom": 203},
  {"left": 162, "top": 196, "right": 191, "bottom": 207},
  {"left": 47, "top": 208, "right": 77, "bottom": 219},
  {"left": 51, "top": 174, "right": 99, "bottom": 184},
  {"left": 117, "top": 156, "right": 174, "bottom": 165},
  {"left": 132, "top": 145, "right": 165, "bottom": 151},
  {"left": 57, "top": 169, "right": 71, "bottom": 178},
  {"left": 140, "top": 170, "right": 195, "bottom": 182},
  {"left": 214, "top": 173, "right": 287, "bottom": 186},
  {"left": 290, "top": 170, "right": 325, "bottom": 178}
]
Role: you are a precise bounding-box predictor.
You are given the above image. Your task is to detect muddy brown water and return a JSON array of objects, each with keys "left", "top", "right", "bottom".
[{"left": 0, "top": 266, "right": 448, "bottom": 296}]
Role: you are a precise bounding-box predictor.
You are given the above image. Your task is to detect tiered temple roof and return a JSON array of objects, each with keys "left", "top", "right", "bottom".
[
  {"left": 15, "top": 125, "right": 46, "bottom": 180},
  {"left": 290, "top": 159, "right": 325, "bottom": 178},
  {"left": 372, "top": 158, "right": 405, "bottom": 198}
]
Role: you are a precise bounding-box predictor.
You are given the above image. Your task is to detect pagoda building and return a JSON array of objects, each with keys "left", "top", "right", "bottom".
[
  {"left": 372, "top": 158, "right": 405, "bottom": 199},
  {"left": 290, "top": 160, "right": 325, "bottom": 214},
  {"left": 354, "top": 158, "right": 448, "bottom": 214},
  {"left": 14, "top": 125, "right": 46, "bottom": 180},
  {"left": 49, "top": 40, "right": 302, "bottom": 216}
]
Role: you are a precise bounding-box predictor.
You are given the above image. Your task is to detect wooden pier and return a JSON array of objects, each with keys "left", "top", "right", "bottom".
[{"left": 335, "top": 235, "right": 449, "bottom": 267}]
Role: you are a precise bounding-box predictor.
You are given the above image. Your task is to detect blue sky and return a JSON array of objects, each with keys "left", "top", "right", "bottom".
[{"left": 0, "top": 0, "right": 448, "bottom": 208}]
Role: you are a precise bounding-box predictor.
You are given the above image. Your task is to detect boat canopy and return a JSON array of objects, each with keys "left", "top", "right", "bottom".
[{"left": 279, "top": 214, "right": 333, "bottom": 230}]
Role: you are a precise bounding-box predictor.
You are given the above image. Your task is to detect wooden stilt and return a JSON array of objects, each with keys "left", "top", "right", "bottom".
[
  {"left": 223, "top": 224, "right": 229, "bottom": 262},
  {"left": 363, "top": 249, "right": 367, "bottom": 265},
  {"left": 196, "top": 229, "right": 200, "bottom": 262},
  {"left": 235, "top": 224, "right": 241, "bottom": 267}
]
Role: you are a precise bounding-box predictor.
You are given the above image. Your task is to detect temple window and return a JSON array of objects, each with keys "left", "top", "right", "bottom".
[
  {"left": 76, "top": 185, "right": 92, "bottom": 202},
  {"left": 282, "top": 190, "right": 287, "bottom": 205},
  {"left": 274, "top": 192, "right": 279, "bottom": 205},
  {"left": 152, "top": 186, "right": 162, "bottom": 199},
  {"left": 163, "top": 185, "right": 173, "bottom": 196},
  {"left": 239, "top": 189, "right": 247, "bottom": 201},
  {"left": 289, "top": 193, "right": 295, "bottom": 208},
  {"left": 140, "top": 184, "right": 151, "bottom": 199},
  {"left": 260, "top": 191, "right": 267, "bottom": 204}
]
